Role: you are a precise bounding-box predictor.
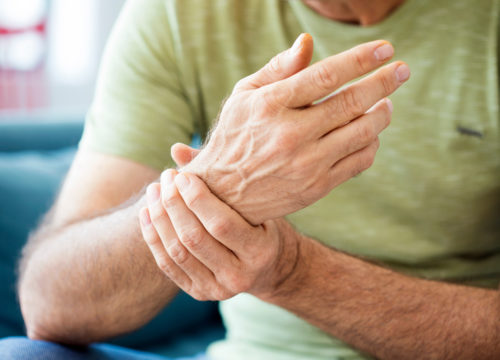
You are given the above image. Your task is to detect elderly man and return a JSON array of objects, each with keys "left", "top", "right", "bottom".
[{"left": 5, "top": 0, "right": 500, "bottom": 359}]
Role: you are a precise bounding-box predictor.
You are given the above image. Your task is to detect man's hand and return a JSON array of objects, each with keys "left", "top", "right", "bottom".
[
  {"left": 140, "top": 169, "right": 299, "bottom": 300},
  {"left": 184, "top": 34, "right": 410, "bottom": 224},
  {"left": 140, "top": 170, "right": 500, "bottom": 360}
]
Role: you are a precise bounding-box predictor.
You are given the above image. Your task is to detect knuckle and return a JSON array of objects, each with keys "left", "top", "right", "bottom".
[
  {"left": 352, "top": 50, "right": 368, "bottom": 73},
  {"left": 342, "top": 90, "right": 364, "bottom": 117},
  {"left": 365, "top": 124, "right": 377, "bottom": 142},
  {"left": 267, "top": 54, "right": 282, "bottom": 74},
  {"left": 167, "top": 242, "right": 189, "bottom": 265},
  {"left": 314, "top": 65, "right": 339, "bottom": 92},
  {"left": 280, "top": 132, "right": 298, "bottom": 151},
  {"left": 161, "top": 190, "right": 178, "bottom": 209},
  {"left": 208, "top": 218, "right": 232, "bottom": 239},
  {"left": 380, "top": 73, "right": 395, "bottom": 95},
  {"left": 306, "top": 178, "right": 328, "bottom": 203},
  {"left": 233, "top": 77, "right": 249, "bottom": 92},
  {"left": 274, "top": 124, "right": 300, "bottom": 151},
  {"left": 179, "top": 228, "right": 204, "bottom": 250},
  {"left": 214, "top": 287, "right": 231, "bottom": 300},
  {"left": 226, "top": 273, "right": 251, "bottom": 294},
  {"left": 357, "top": 123, "right": 376, "bottom": 144},
  {"left": 143, "top": 232, "right": 158, "bottom": 246},
  {"left": 156, "top": 254, "right": 172, "bottom": 274},
  {"left": 184, "top": 186, "right": 205, "bottom": 210},
  {"left": 190, "top": 291, "right": 207, "bottom": 301},
  {"left": 149, "top": 205, "right": 165, "bottom": 224},
  {"left": 260, "top": 85, "right": 290, "bottom": 110}
]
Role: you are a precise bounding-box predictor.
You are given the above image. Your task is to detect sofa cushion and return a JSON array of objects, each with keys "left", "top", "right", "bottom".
[{"left": 0, "top": 147, "right": 75, "bottom": 338}]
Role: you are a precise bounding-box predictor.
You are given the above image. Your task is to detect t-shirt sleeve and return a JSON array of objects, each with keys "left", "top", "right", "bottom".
[{"left": 79, "top": 0, "right": 195, "bottom": 171}]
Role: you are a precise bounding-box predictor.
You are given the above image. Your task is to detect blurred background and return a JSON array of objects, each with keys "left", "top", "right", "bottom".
[{"left": 0, "top": 0, "right": 125, "bottom": 122}]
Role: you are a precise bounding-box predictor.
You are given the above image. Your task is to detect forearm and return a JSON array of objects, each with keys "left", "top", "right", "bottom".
[
  {"left": 18, "top": 195, "right": 178, "bottom": 344},
  {"left": 264, "top": 235, "right": 500, "bottom": 360}
]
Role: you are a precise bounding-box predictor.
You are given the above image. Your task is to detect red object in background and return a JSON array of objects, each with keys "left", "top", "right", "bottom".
[
  {"left": 0, "top": 69, "right": 48, "bottom": 111},
  {"left": 0, "top": 15, "right": 48, "bottom": 111},
  {"left": 0, "top": 22, "right": 46, "bottom": 36}
]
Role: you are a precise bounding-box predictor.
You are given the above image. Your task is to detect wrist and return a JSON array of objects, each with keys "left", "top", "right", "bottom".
[
  {"left": 256, "top": 220, "right": 311, "bottom": 302},
  {"left": 183, "top": 152, "right": 263, "bottom": 224}
]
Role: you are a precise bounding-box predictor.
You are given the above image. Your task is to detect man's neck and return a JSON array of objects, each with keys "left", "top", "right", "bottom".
[{"left": 302, "top": 0, "right": 406, "bottom": 26}]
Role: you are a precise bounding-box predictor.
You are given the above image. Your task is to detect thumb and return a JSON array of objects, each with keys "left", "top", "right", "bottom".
[
  {"left": 171, "top": 143, "right": 201, "bottom": 167},
  {"left": 234, "top": 33, "right": 314, "bottom": 92}
]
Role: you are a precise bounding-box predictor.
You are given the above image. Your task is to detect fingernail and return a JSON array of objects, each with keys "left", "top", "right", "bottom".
[
  {"left": 146, "top": 184, "right": 160, "bottom": 204},
  {"left": 395, "top": 64, "right": 410, "bottom": 82},
  {"left": 140, "top": 208, "right": 151, "bottom": 226},
  {"left": 374, "top": 43, "right": 394, "bottom": 61},
  {"left": 175, "top": 173, "right": 190, "bottom": 192},
  {"left": 386, "top": 98, "right": 393, "bottom": 113},
  {"left": 291, "top": 33, "right": 304, "bottom": 54}
]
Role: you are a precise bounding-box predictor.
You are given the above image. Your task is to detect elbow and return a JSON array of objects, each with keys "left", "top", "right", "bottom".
[
  {"left": 22, "top": 311, "right": 62, "bottom": 344},
  {"left": 22, "top": 310, "right": 93, "bottom": 346},
  {"left": 25, "top": 323, "right": 51, "bottom": 342},
  {"left": 19, "top": 281, "right": 92, "bottom": 346},
  {"left": 21, "top": 296, "right": 68, "bottom": 345}
]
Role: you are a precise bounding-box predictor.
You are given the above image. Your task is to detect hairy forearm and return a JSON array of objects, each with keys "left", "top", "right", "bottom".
[
  {"left": 264, "top": 236, "right": 500, "bottom": 360},
  {"left": 18, "top": 195, "right": 178, "bottom": 344}
]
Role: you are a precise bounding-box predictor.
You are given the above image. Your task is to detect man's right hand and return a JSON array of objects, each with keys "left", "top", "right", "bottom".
[{"left": 183, "top": 34, "right": 410, "bottom": 225}]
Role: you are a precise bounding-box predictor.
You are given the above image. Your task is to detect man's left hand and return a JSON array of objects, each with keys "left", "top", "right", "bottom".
[{"left": 139, "top": 169, "right": 300, "bottom": 300}]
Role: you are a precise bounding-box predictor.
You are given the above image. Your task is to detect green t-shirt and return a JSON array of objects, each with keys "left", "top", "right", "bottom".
[{"left": 81, "top": 0, "right": 500, "bottom": 359}]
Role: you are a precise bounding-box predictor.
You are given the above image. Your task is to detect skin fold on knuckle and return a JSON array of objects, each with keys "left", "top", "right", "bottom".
[
  {"left": 149, "top": 203, "right": 166, "bottom": 225},
  {"left": 351, "top": 48, "right": 369, "bottom": 74},
  {"left": 184, "top": 186, "right": 205, "bottom": 211},
  {"left": 273, "top": 123, "right": 301, "bottom": 153},
  {"left": 260, "top": 85, "right": 289, "bottom": 111},
  {"left": 213, "top": 287, "right": 232, "bottom": 301},
  {"left": 207, "top": 218, "right": 232, "bottom": 240},
  {"left": 225, "top": 271, "right": 252, "bottom": 294},
  {"left": 314, "top": 64, "right": 339, "bottom": 92},
  {"left": 340, "top": 89, "right": 364, "bottom": 119},
  {"left": 191, "top": 289, "right": 210, "bottom": 302},
  {"left": 349, "top": 152, "right": 373, "bottom": 178},
  {"left": 142, "top": 229, "right": 159, "bottom": 247},
  {"left": 233, "top": 77, "right": 250, "bottom": 92},
  {"left": 161, "top": 189, "right": 179, "bottom": 210},
  {"left": 380, "top": 69, "right": 396, "bottom": 96},
  {"left": 179, "top": 228, "right": 203, "bottom": 251},
  {"left": 357, "top": 120, "right": 377, "bottom": 145},
  {"left": 155, "top": 253, "right": 172, "bottom": 274},
  {"left": 167, "top": 241, "right": 189, "bottom": 265},
  {"left": 267, "top": 53, "right": 283, "bottom": 75}
]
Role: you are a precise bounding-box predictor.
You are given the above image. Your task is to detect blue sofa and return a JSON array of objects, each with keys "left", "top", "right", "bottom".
[{"left": 0, "top": 119, "right": 224, "bottom": 357}]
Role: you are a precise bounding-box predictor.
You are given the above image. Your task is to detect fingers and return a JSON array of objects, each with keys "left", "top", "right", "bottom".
[
  {"left": 327, "top": 137, "right": 380, "bottom": 189},
  {"left": 234, "top": 33, "right": 314, "bottom": 92},
  {"left": 173, "top": 172, "right": 254, "bottom": 254},
  {"left": 161, "top": 169, "right": 238, "bottom": 275},
  {"left": 305, "top": 61, "right": 409, "bottom": 137},
  {"left": 146, "top": 180, "right": 214, "bottom": 291},
  {"left": 139, "top": 203, "right": 190, "bottom": 289},
  {"left": 270, "top": 40, "right": 396, "bottom": 108},
  {"left": 171, "top": 143, "right": 201, "bottom": 168},
  {"left": 317, "top": 98, "right": 392, "bottom": 164}
]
